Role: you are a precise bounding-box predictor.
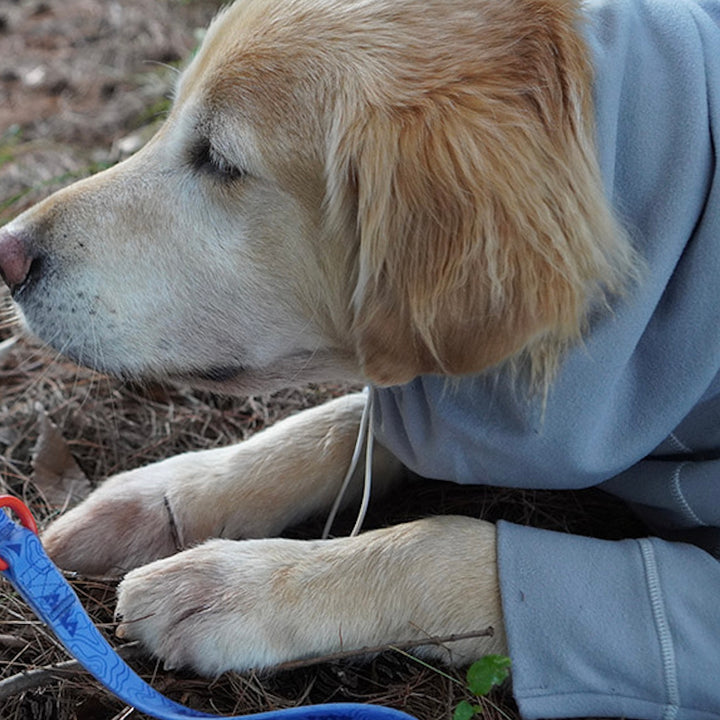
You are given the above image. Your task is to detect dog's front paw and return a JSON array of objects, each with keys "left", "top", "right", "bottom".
[
  {"left": 42, "top": 454, "right": 218, "bottom": 575},
  {"left": 115, "top": 538, "right": 321, "bottom": 674},
  {"left": 42, "top": 477, "right": 175, "bottom": 576},
  {"left": 115, "top": 518, "right": 507, "bottom": 676}
]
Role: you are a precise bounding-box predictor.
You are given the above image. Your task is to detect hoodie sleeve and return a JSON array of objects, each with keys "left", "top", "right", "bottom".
[
  {"left": 497, "top": 521, "right": 720, "bottom": 719},
  {"left": 497, "top": 408, "right": 720, "bottom": 719},
  {"left": 494, "top": 1, "right": 720, "bottom": 713}
]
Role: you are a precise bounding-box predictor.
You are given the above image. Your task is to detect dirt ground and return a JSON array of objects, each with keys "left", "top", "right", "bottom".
[
  {"left": 0, "top": 0, "right": 222, "bottom": 225},
  {"left": 0, "top": 2, "right": 643, "bottom": 719}
]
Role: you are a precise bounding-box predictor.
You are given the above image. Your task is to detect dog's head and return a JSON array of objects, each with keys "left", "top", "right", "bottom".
[{"left": 0, "top": 0, "right": 635, "bottom": 393}]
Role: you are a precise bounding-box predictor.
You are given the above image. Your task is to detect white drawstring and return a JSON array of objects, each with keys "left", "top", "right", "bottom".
[{"left": 321, "top": 387, "right": 374, "bottom": 539}]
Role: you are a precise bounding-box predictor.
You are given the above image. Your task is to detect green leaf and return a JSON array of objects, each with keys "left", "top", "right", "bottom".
[
  {"left": 453, "top": 700, "right": 477, "bottom": 720},
  {"left": 466, "top": 655, "right": 511, "bottom": 697}
]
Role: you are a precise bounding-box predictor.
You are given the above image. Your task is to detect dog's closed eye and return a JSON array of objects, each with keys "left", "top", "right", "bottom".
[{"left": 189, "top": 138, "right": 246, "bottom": 182}]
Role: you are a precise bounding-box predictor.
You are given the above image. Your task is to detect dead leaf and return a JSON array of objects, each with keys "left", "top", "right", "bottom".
[{"left": 31, "top": 404, "right": 91, "bottom": 510}]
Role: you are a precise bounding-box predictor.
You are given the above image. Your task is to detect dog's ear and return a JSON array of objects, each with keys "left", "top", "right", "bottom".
[{"left": 326, "top": 6, "right": 636, "bottom": 387}]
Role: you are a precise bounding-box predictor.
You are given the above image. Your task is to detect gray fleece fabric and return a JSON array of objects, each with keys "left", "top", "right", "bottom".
[{"left": 372, "top": 0, "right": 720, "bottom": 716}]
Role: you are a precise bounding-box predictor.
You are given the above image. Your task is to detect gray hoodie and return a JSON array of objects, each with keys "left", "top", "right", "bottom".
[{"left": 372, "top": 0, "right": 720, "bottom": 716}]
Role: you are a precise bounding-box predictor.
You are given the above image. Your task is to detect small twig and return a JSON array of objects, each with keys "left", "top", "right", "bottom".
[
  {"left": 0, "top": 633, "right": 28, "bottom": 650},
  {"left": 110, "top": 706, "right": 137, "bottom": 720},
  {"left": 163, "top": 493, "right": 184, "bottom": 552},
  {"left": 389, "top": 646, "right": 463, "bottom": 686},
  {"left": 0, "top": 627, "right": 495, "bottom": 699},
  {"left": 0, "top": 642, "right": 143, "bottom": 699},
  {"left": 272, "top": 628, "right": 495, "bottom": 673}
]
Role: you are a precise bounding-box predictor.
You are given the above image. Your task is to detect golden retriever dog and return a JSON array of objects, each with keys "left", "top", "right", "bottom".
[{"left": 2, "top": 0, "right": 719, "bottom": 715}]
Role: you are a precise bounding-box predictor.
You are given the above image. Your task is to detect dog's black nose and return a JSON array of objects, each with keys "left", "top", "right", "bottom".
[{"left": 0, "top": 228, "right": 33, "bottom": 294}]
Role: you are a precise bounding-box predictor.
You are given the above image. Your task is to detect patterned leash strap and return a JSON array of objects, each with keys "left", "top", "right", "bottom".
[{"left": 0, "top": 496, "right": 415, "bottom": 720}]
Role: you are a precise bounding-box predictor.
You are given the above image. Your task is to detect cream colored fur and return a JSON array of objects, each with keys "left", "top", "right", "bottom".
[{"left": 3, "top": 0, "right": 638, "bottom": 676}]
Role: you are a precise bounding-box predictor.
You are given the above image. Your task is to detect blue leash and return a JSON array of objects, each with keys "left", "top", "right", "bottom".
[{"left": 0, "top": 496, "right": 415, "bottom": 720}]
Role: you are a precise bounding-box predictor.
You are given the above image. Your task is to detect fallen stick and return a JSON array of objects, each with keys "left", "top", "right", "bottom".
[
  {"left": 272, "top": 628, "right": 495, "bottom": 673},
  {"left": 0, "top": 628, "right": 494, "bottom": 699},
  {"left": 0, "top": 642, "right": 144, "bottom": 699}
]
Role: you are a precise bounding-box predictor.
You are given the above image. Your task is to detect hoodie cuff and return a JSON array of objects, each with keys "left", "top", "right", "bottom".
[{"left": 497, "top": 521, "right": 720, "bottom": 719}]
